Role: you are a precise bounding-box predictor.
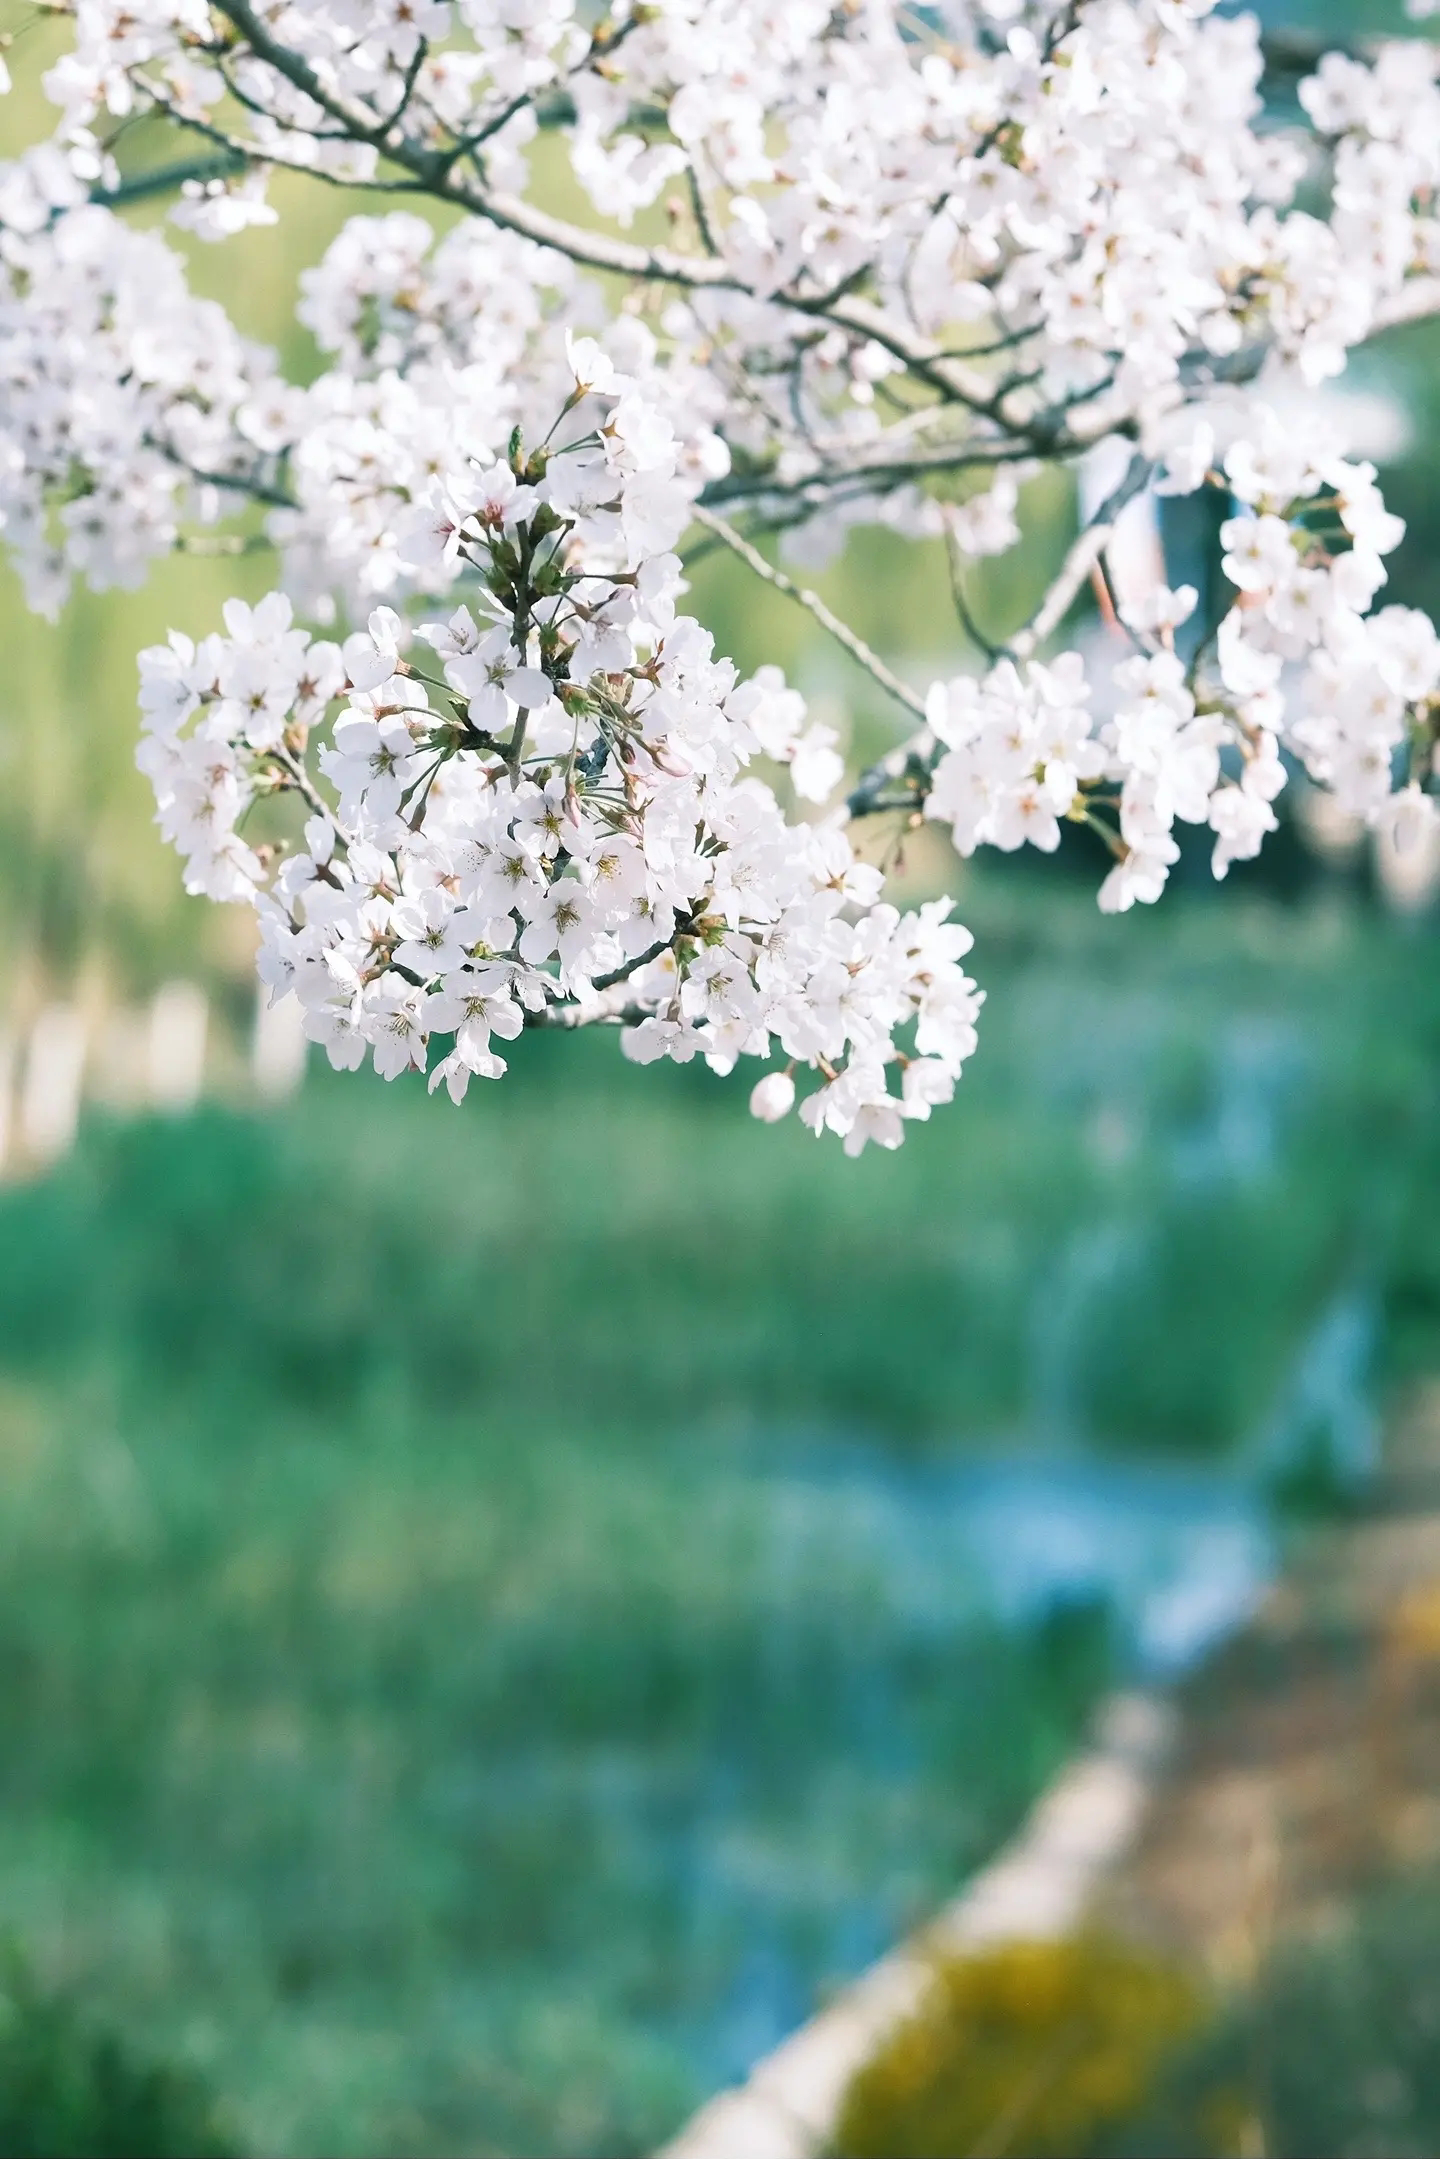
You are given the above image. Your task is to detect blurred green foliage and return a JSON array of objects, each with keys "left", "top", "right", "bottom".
[
  {"left": 0, "top": 1953, "right": 233, "bottom": 2159},
  {"left": 0, "top": 885, "right": 1427, "bottom": 1453},
  {"left": 0, "top": 886, "right": 1435, "bottom": 2152},
  {"left": 1095, "top": 1868, "right": 1440, "bottom": 2159},
  {"left": 1186, "top": 1871, "right": 1440, "bottom": 2159},
  {"left": 0, "top": 1076, "right": 1109, "bottom": 2152}
]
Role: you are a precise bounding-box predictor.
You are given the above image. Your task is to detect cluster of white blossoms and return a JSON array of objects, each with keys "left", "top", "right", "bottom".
[
  {"left": 924, "top": 395, "right": 1440, "bottom": 908},
  {"left": 0, "top": 142, "right": 282, "bottom": 612},
  {"left": 270, "top": 211, "right": 731, "bottom": 617},
  {"left": 138, "top": 358, "right": 982, "bottom": 1151},
  {"left": 3, "top": 0, "right": 1440, "bottom": 1146}
]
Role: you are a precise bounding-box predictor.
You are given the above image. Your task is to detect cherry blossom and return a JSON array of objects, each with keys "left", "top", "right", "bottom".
[
  {"left": 0, "top": 0, "right": 1435, "bottom": 1146},
  {"left": 137, "top": 372, "right": 984, "bottom": 1148}
]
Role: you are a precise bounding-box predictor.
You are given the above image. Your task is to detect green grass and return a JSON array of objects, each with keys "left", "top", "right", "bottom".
[
  {"left": 0, "top": 886, "right": 1435, "bottom": 2154},
  {"left": 0, "top": 1953, "right": 234, "bottom": 2159}
]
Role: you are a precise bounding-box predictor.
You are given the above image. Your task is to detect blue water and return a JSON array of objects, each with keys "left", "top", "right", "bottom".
[
  {"left": 663, "top": 1266, "right": 1380, "bottom": 2092},
  {"left": 754, "top": 1280, "right": 1374, "bottom": 1701},
  {"left": 667, "top": 1005, "right": 1384, "bottom": 2095}
]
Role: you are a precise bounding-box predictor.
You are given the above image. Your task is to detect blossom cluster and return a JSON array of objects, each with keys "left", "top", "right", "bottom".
[
  {"left": 138, "top": 363, "right": 981, "bottom": 1152},
  {"left": 6, "top": 1, "right": 1440, "bottom": 588},
  {"left": 0, "top": 145, "right": 280, "bottom": 612},
  {"left": 925, "top": 392, "right": 1440, "bottom": 905},
  {"left": 0, "top": 0, "right": 1439, "bottom": 1147},
  {"left": 271, "top": 212, "right": 732, "bottom": 618}
]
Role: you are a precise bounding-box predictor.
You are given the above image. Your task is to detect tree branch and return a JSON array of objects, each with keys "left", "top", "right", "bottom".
[
  {"left": 522, "top": 939, "right": 676, "bottom": 1031},
  {"left": 698, "top": 437, "right": 1043, "bottom": 516},
  {"left": 271, "top": 747, "right": 345, "bottom": 835},
  {"left": 156, "top": 448, "right": 298, "bottom": 513},
  {"left": 524, "top": 995, "right": 649, "bottom": 1031},
  {"left": 92, "top": 150, "right": 249, "bottom": 210},
  {"left": 845, "top": 732, "right": 935, "bottom": 822},
  {"left": 1371, "top": 276, "right": 1440, "bottom": 338},
  {"left": 207, "top": 0, "right": 1003, "bottom": 416}
]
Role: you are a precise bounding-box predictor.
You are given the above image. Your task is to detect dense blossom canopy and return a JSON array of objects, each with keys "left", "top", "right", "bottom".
[{"left": 4, "top": 0, "right": 1440, "bottom": 1149}]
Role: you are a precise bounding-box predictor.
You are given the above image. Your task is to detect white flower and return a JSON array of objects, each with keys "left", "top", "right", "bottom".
[
  {"left": 1120, "top": 585, "right": 1199, "bottom": 639},
  {"left": 322, "top": 713, "right": 423, "bottom": 821},
  {"left": 1210, "top": 784, "right": 1278, "bottom": 880},
  {"left": 790, "top": 725, "right": 845, "bottom": 804},
  {"left": 516, "top": 880, "right": 599, "bottom": 973},
  {"left": 749, "top": 1070, "right": 795, "bottom": 1123},
  {"left": 468, "top": 461, "right": 539, "bottom": 532},
  {"left": 396, "top": 484, "right": 470, "bottom": 577},
  {"left": 565, "top": 331, "right": 620, "bottom": 396},
  {"left": 901, "top": 1059, "right": 956, "bottom": 1121},
  {"left": 1220, "top": 515, "right": 1297, "bottom": 595},
  {"left": 390, "top": 890, "right": 473, "bottom": 979},
  {"left": 437, "top": 622, "right": 552, "bottom": 727},
  {"left": 343, "top": 608, "right": 406, "bottom": 693},
  {"left": 946, "top": 477, "right": 1020, "bottom": 559},
  {"left": 363, "top": 982, "right": 429, "bottom": 1080}
]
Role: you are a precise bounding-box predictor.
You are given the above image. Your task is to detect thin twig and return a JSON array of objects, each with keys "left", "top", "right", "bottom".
[
  {"left": 173, "top": 532, "right": 275, "bottom": 556},
  {"left": 699, "top": 437, "right": 1044, "bottom": 514},
  {"left": 524, "top": 997, "right": 649, "bottom": 1031},
  {"left": 942, "top": 509, "right": 1006, "bottom": 661},
  {"left": 688, "top": 504, "right": 928, "bottom": 722},
  {"left": 159, "top": 447, "right": 297, "bottom": 512},
  {"left": 270, "top": 747, "right": 347, "bottom": 838},
  {"left": 1010, "top": 451, "right": 1153, "bottom": 661}
]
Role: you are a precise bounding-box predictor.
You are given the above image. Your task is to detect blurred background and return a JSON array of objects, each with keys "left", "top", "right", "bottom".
[{"left": 4, "top": 4, "right": 1440, "bottom": 2156}]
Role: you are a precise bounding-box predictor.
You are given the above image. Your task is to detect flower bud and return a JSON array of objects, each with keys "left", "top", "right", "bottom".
[{"left": 749, "top": 1071, "right": 795, "bottom": 1124}]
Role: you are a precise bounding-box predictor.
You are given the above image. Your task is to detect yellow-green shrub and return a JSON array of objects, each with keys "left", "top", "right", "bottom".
[{"left": 835, "top": 1934, "right": 1204, "bottom": 2159}]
